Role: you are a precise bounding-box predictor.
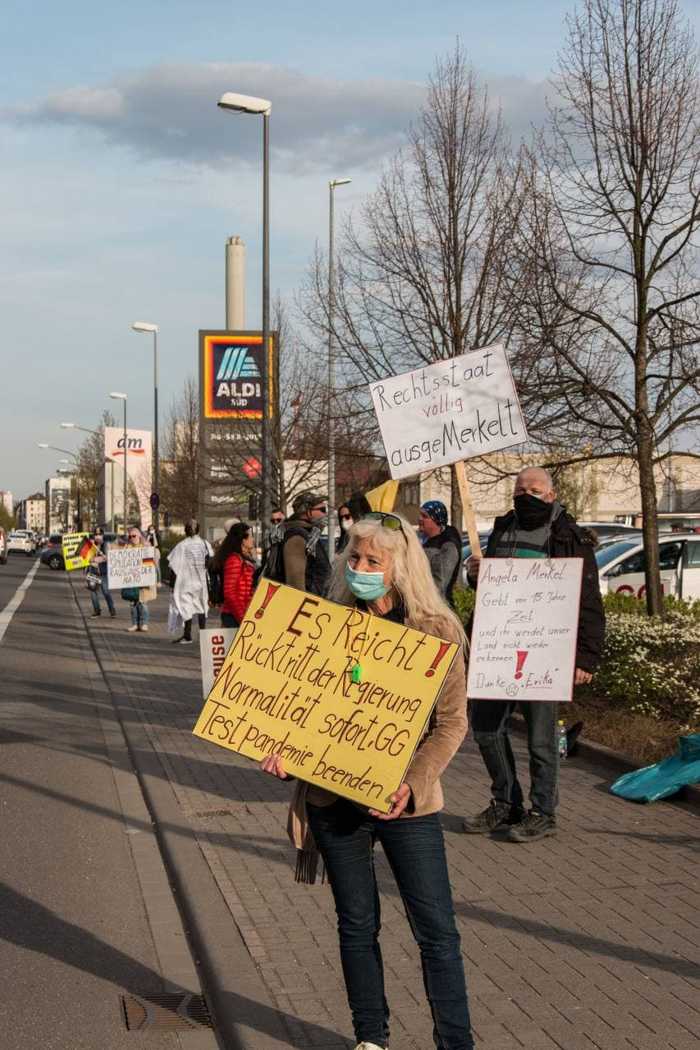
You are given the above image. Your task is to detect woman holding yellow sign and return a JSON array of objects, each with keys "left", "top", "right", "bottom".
[{"left": 262, "top": 512, "right": 474, "bottom": 1050}]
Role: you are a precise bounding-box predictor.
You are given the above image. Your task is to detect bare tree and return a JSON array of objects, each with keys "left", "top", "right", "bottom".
[
  {"left": 74, "top": 410, "right": 116, "bottom": 528},
  {"left": 161, "top": 376, "right": 201, "bottom": 524},
  {"left": 301, "top": 44, "right": 524, "bottom": 523},
  {"left": 509, "top": 0, "right": 700, "bottom": 614}
]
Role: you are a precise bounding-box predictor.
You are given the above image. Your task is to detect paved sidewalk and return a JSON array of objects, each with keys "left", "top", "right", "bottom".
[{"left": 80, "top": 583, "right": 699, "bottom": 1050}]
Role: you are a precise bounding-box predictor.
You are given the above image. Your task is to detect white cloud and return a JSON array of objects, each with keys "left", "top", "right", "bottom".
[{"left": 6, "top": 62, "right": 549, "bottom": 173}]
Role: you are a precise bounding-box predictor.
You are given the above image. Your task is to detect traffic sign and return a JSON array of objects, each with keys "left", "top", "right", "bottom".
[{"left": 242, "top": 457, "right": 262, "bottom": 480}]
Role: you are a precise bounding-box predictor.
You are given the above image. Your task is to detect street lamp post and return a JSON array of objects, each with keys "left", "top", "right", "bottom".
[
  {"left": 131, "top": 322, "right": 160, "bottom": 532},
  {"left": 218, "top": 92, "right": 272, "bottom": 538},
  {"left": 61, "top": 421, "right": 106, "bottom": 530},
  {"left": 109, "top": 394, "right": 128, "bottom": 533},
  {"left": 327, "top": 178, "right": 352, "bottom": 562}
]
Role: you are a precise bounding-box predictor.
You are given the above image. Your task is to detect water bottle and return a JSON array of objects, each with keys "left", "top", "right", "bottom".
[{"left": 557, "top": 720, "right": 568, "bottom": 759}]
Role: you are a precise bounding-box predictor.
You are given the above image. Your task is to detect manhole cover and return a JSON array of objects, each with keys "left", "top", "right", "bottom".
[{"left": 121, "top": 992, "right": 212, "bottom": 1030}]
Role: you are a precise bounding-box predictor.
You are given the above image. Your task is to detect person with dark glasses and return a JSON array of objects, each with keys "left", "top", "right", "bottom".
[{"left": 335, "top": 492, "right": 372, "bottom": 553}]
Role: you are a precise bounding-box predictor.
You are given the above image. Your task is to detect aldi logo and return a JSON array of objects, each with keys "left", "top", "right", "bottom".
[
  {"left": 216, "top": 346, "right": 261, "bottom": 383},
  {"left": 200, "top": 331, "right": 275, "bottom": 421}
]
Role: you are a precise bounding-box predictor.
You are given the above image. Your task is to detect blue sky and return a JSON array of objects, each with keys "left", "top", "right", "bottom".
[{"left": 2, "top": 0, "right": 699, "bottom": 503}]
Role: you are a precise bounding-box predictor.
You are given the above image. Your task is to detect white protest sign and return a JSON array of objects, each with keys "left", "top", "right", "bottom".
[
  {"left": 199, "top": 628, "right": 237, "bottom": 698},
  {"left": 107, "top": 546, "right": 157, "bottom": 590},
  {"left": 467, "top": 558, "right": 583, "bottom": 703},
  {"left": 370, "top": 344, "right": 527, "bottom": 480}
]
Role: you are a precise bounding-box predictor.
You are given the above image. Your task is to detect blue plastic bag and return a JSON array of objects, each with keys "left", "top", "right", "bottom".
[{"left": 610, "top": 734, "right": 700, "bottom": 803}]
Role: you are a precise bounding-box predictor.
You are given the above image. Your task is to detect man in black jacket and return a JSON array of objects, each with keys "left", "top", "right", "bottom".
[{"left": 462, "top": 467, "right": 605, "bottom": 842}]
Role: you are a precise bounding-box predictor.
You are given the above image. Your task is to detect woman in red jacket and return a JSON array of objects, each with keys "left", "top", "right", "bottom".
[{"left": 212, "top": 522, "right": 256, "bottom": 628}]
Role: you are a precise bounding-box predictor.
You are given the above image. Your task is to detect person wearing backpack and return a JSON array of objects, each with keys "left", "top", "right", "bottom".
[{"left": 262, "top": 491, "right": 331, "bottom": 596}]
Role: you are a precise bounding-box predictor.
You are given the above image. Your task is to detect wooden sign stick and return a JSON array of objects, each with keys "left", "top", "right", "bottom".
[{"left": 454, "top": 460, "right": 481, "bottom": 557}]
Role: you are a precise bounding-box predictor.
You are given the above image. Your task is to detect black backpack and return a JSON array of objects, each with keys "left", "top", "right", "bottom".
[{"left": 255, "top": 523, "right": 325, "bottom": 588}]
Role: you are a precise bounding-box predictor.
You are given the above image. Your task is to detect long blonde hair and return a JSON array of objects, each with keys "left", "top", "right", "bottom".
[{"left": 328, "top": 515, "right": 466, "bottom": 645}]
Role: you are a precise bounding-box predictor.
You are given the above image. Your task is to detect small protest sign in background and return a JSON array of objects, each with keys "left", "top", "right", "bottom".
[
  {"left": 199, "top": 628, "right": 237, "bottom": 698},
  {"left": 369, "top": 343, "right": 527, "bottom": 480},
  {"left": 192, "top": 579, "right": 459, "bottom": 812},
  {"left": 62, "top": 532, "right": 96, "bottom": 572},
  {"left": 107, "top": 546, "right": 157, "bottom": 590},
  {"left": 467, "top": 558, "right": 583, "bottom": 703}
]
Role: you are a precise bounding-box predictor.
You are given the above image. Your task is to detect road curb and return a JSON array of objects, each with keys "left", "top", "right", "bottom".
[
  {"left": 69, "top": 575, "right": 292, "bottom": 1050},
  {"left": 510, "top": 714, "right": 700, "bottom": 811}
]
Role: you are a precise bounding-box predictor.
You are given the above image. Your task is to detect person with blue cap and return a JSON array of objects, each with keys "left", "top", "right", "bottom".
[{"left": 418, "top": 499, "right": 463, "bottom": 606}]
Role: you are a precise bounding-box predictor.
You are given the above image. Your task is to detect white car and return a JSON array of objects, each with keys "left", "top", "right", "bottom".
[
  {"left": 7, "top": 530, "right": 36, "bottom": 556},
  {"left": 596, "top": 534, "right": 700, "bottom": 601}
]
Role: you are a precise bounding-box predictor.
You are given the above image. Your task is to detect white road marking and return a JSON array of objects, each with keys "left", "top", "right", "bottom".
[{"left": 0, "top": 560, "right": 41, "bottom": 644}]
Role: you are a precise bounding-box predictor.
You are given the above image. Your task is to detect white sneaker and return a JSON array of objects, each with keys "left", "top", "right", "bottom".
[
  {"left": 139, "top": 625, "right": 149, "bottom": 632},
  {"left": 354, "top": 1044, "right": 387, "bottom": 1050},
  {"left": 127, "top": 625, "right": 139, "bottom": 632}
]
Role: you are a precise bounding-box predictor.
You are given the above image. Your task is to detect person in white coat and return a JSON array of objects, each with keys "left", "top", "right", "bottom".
[{"left": 167, "top": 519, "right": 213, "bottom": 645}]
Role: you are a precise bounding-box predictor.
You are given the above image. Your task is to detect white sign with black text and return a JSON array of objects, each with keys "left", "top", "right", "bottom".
[
  {"left": 369, "top": 344, "right": 528, "bottom": 479},
  {"left": 199, "top": 628, "right": 237, "bottom": 698},
  {"left": 466, "top": 558, "right": 583, "bottom": 703},
  {"left": 107, "top": 546, "right": 157, "bottom": 590}
]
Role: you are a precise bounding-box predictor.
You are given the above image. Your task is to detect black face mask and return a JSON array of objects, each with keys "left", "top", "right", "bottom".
[{"left": 514, "top": 493, "right": 553, "bottom": 530}]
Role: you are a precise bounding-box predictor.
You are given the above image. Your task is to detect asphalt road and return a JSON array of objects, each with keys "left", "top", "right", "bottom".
[{"left": 0, "top": 555, "right": 188, "bottom": 1049}]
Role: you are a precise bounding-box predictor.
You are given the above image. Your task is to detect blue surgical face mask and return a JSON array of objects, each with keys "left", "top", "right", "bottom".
[{"left": 345, "top": 563, "right": 390, "bottom": 601}]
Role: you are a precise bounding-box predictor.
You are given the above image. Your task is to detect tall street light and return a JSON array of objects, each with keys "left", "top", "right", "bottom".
[
  {"left": 131, "top": 322, "right": 160, "bottom": 532},
  {"left": 218, "top": 91, "right": 272, "bottom": 537},
  {"left": 61, "top": 422, "right": 108, "bottom": 529},
  {"left": 109, "top": 393, "right": 128, "bottom": 533},
  {"left": 327, "top": 177, "right": 352, "bottom": 562}
]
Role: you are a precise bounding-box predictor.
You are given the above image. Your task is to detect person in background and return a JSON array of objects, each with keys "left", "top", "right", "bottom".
[
  {"left": 462, "top": 466, "right": 605, "bottom": 841},
  {"left": 270, "top": 508, "right": 285, "bottom": 527},
  {"left": 279, "top": 491, "right": 331, "bottom": 595},
  {"left": 145, "top": 523, "right": 161, "bottom": 583},
  {"left": 87, "top": 528, "right": 116, "bottom": 618},
  {"left": 212, "top": 522, "right": 257, "bottom": 628},
  {"left": 335, "top": 492, "right": 372, "bottom": 553},
  {"left": 125, "top": 526, "right": 157, "bottom": 633},
  {"left": 167, "top": 519, "right": 213, "bottom": 645},
  {"left": 262, "top": 512, "right": 474, "bottom": 1050},
  {"left": 418, "top": 500, "right": 463, "bottom": 605}
]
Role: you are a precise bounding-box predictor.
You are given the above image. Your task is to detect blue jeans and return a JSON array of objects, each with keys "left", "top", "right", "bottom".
[
  {"left": 307, "top": 799, "right": 474, "bottom": 1050},
  {"left": 130, "top": 601, "right": 149, "bottom": 628},
  {"left": 470, "top": 700, "right": 559, "bottom": 816},
  {"left": 90, "top": 577, "right": 115, "bottom": 614}
]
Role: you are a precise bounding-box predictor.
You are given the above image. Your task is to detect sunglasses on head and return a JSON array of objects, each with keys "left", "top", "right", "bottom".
[{"left": 363, "top": 511, "right": 408, "bottom": 542}]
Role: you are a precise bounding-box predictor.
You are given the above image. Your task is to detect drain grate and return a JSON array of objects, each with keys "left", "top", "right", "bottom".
[{"left": 121, "top": 992, "right": 212, "bottom": 1030}]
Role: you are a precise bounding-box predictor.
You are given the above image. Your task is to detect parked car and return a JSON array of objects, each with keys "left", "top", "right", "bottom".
[
  {"left": 595, "top": 534, "right": 700, "bottom": 601},
  {"left": 578, "top": 521, "right": 643, "bottom": 540},
  {"left": 0, "top": 527, "right": 7, "bottom": 565},
  {"left": 460, "top": 531, "right": 491, "bottom": 584},
  {"left": 40, "top": 534, "right": 65, "bottom": 570},
  {"left": 7, "top": 529, "right": 36, "bottom": 556}
]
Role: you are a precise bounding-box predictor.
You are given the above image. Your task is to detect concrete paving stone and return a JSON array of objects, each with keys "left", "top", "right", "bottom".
[{"left": 88, "top": 599, "right": 700, "bottom": 1050}]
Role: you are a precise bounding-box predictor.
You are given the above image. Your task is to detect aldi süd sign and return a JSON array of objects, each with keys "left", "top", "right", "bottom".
[{"left": 200, "top": 331, "right": 276, "bottom": 421}]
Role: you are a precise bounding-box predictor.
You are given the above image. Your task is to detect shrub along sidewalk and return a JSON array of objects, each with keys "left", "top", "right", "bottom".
[{"left": 453, "top": 587, "right": 700, "bottom": 765}]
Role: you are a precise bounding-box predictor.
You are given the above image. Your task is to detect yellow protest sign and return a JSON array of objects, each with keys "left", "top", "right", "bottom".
[
  {"left": 192, "top": 579, "right": 459, "bottom": 813},
  {"left": 62, "top": 532, "right": 96, "bottom": 572}
]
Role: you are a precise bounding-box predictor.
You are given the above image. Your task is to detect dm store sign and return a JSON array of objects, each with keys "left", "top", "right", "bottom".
[{"left": 201, "top": 332, "right": 272, "bottom": 420}]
